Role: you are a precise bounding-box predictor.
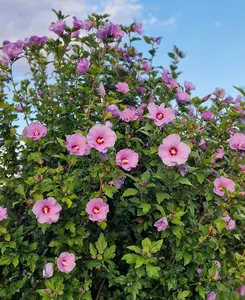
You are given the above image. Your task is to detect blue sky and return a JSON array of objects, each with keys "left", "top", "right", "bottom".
[
  {"left": 1, "top": 0, "right": 245, "bottom": 99},
  {"left": 138, "top": 0, "right": 245, "bottom": 97}
]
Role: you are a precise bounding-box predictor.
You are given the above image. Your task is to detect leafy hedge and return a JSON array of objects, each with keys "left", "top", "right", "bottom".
[{"left": 0, "top": 10, "right": 245, "bottom": 300}]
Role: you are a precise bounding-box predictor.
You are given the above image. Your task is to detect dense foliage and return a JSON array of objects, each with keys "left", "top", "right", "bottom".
[{"left": 0, "top": 10, "right": 245, "bottom": 300}]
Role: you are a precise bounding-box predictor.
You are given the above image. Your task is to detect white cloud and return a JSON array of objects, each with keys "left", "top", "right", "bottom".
[
  {"left": 163, "top": 16, "right": 177, "bottom": 26},
  {"left": 0, "top": 0, "right": 143, "bottom": 43},
  {"left": 143, "top": 16, "right": 158, "bottom": 25},
  {"left": 213, "top": 21, "right": 222, "bottom": 27}
]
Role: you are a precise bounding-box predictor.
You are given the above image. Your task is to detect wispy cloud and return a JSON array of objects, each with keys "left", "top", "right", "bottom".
[
  {"left": 213, "top": 21, "right": 223, "bottom": 27},
  {"left": 0, "top": 0, "right": 143, "bottom": 43},
  {"left": 163, "top": 16, "right": 177, "bottom": 26}
]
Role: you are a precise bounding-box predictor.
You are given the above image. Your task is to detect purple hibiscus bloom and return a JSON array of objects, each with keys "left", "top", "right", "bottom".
[
  {"left": 73, "top": 16, "right": 83, "bottom": 30},
  {"left": 133, "top": 21, "right": 143, "bottom": 35},
  {"left": 49, "top": 20, "right": 66, "bottom": 36},
  {"left": 114, "top": 178, "right": 125, "bottom": 189},
  {"left": 25, "top": 36, "right": 48, "bottom": 48},
  {"left": 77, "top": 58, "right": 90, "bottom": 74},
  {"left": 2, "top": 40, "right": 24, "bottom": 59},
  {"left": 83, "top": 19, "right": 93, "bottom": 31}
]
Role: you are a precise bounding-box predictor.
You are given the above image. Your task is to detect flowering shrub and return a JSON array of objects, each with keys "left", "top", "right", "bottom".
[{"left": 0, "top": 10, "right": 245, "bottom": 300}]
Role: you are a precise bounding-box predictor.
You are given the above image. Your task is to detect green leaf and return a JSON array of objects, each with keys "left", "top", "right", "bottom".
[
  {"left": 121, "top": 253, "right": 138, "bottom": 264},
  {"left": 95, "top": 233, "right": 107, "bottom": 254},
  {"left": 104, "top": 245, "right": 116, "bottom": 260},
  {"left": 156, "top": 192, "right": 171, "bottom": 204},
  {"left": 214, "top": 219, "right": 227, "bottom": 233},
  {"left": 65, "top": 221, "right": 76, "bottom": 233},
  {"left": 122, "top": 188, "right": 138, "bottom": 197},
  {"left": 172, "top": 226, "right": 182, "bottom": 239},
  {"left": 177, "top": 290, "right": 191, "bottom": 299},
  {"left": 103, "top": 186, "right": 117, "bottom": 198},
  {"left": 178, "top": 178, "right": 193, "bottom": 186},
  {"left": 0, "top": 255, "right": 11, "bottom": 265},
  {"left": 143, "top": 35, "right": 152, "bottom": 44},
  {"left": 142, "top": 238, "right": 151, "bottom": 249},
  {"left": 146, "top": 264, "right": 161, "bottom": 278},
  {"left": 16, "top": 184, "right": 26, "bottom": 198},
  {"left": 135, "top": 256, "right": 145, "bottom": 268},
  {"left": 12, "top": 256, "right": 19, "bottom": 267},
  {"left": 139, "top": 203, "right": 151, "bottom": 214},
  {"left": 196, "top": 173, "right": 205, "bottom": 184},
  {"left": 168, "top": 52, "right": 175, "bottom": 59},
  {"left": 127, "top": 245, "right": 142, "bottom": 254},
  {"left": 89, "top": 244, "right": 97, "bottom": 257},
  {"left": 150, "top": 240, "right": 163, "bottom": 253},
  {"left": 183, "top": 252, "right": 192, "bottom": 266},
  {"left": 234, "top": 86, "right": 245, "bottom": 97}
]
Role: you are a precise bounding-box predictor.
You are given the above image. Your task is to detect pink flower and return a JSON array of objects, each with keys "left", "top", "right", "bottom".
[
  {"left": 133, "top": 22, "right": 143, "bottom": 35},
  {"left": 222, "top": 216, "right": 236, "bottom": 230},
  {"left": 199, "top": 139, "right": 207, "bottom": 150},
  {"left": 201, "top": 111, "right": 215, "bottom": 121},
  {"left": 57, "top": 252, "right": 76, "bottom": 273},
  {"left": 66, "top": 133, "right": 90, "bottom": 156},
  {"left": 120, "top": 108, "right": 138, "bottom": 122},
  {"left": 158, "top": 134, "right": 191, "bottom": 167},
  {"left": 83, "top": 19, "right": 93, "bottom": 31},
  {"left": 115, "top": 82, "right": 130, "bottom": 93},
  {"left": 162, "top": 69, "right": 179, "bottom": 90},
  {"left": 213, "top": 177, "right": 235, "bottom": 197},
  {"left": 206, "top": 291, "right": 216, "bottom": 300},
  {"left": 32, "top": 197, "right": 62, "bottom": 224},
  {"left": 43, "top": 263, "right": 54, "bottom": 278},
  {"left": 49, "top": 20, "right": 66, "bottom": 36},
  {"left": 147, "top": 103, "right": 176, "bottom": 126},
  {"left": 142, "top": 61, "right": 152, "bottom": 73},
  {"left": 98, "top": 83, "right": 106, "bottom": 97},
  {"left": 184, "top": 81, "right": 195, "bottom": 92},
  {"left": 15, "top": 104, "right": 23, "bottom": 112},
  {"left": 214, "top": 260, "right": 221, "bottom": 268},
  {"left": 196, "top": 268, "right": 203, "bottom": 277},
  {"left": 22, "top": 122, "right": 47, "bottom": 140},
  {"left": 214, "top": 87, "right": 225, "bottom": 99},
  {"left": 176, "top": 92, "right": 190, "bottom": 104},
  {"left": 86, "top": 198, "right": 109, "bottom": 222},
  {"left": 211, "top": 147, "right": 224, "bottom": 163},
  {"left": 87, "top": 124, "right": 116, "bottom": 153},
  {"left": 154, "top": 217, "right": 168, "bottom": 231},
  {"left": 229, "top": 133, "right": 245, "bottom": 150},
  {"left": 0, "top": 207, "right": 7, "bottom": 221},
  {"left": 106, "top": 104, "right": 120, "bottom": 117},
  {"left": 237, "top": 285, "right": 245, "bottom": 296},
  {"left": 188, "top": 106, "right": 195, "bottom": 118},
  {"left": 240, "top": 165, "right": 245, "bottom": 172},
  {"left": 213, "top": 271, "right": 220, "bottom": 280},
  {"left": 116, "top": 149, "right": 139, "bottom": 171},
  {"left": 77, "top": 58, "right": 90, "bottom": 73}
]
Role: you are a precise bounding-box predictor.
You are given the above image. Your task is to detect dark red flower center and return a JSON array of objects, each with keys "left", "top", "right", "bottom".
[
  {"left": 61, "top": 260, "right": 68, "bottom": 266},
  {"left": 218, "top": 186, "right": 224, "bottom": 192},
  {"left": 42, "top": 206, "right": 49, "bottom": 214},
  {"left": 169, "top": 147, "right": 177, "bottom": 156},
  {"left": 96, "top": 137, "right": 104, "bottom": 145},
  {"left": 72, "top": 145, "right": 80, "bottom": 150},
  {"left": 122, "top": 158, "right": 129, "bottom": 164},
  {"left": 34, "top": 130, "right": 40, "bottom": 136},
  {"left": 93, "top": 207, "right": 100, "bottom": 214},
  {"left": 156, "top": 113, "right": 164, "bottom": 120}
]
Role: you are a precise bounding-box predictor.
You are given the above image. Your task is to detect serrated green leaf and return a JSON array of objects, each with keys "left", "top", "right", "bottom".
[
  {"left": 156, "top": 192, "right": 171, "bottom": 204},
  {"left": 183, "top": 252, "right": 192, "bottom": 266},
  {"left": 65, "top": 221, "right": 76, "bottom": 233},
  {"left": 122, "top": 188, "right": 138, "bottom": 197},
  {"left": 95, "top": 233, "right": 107, "bottom": 254}
]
